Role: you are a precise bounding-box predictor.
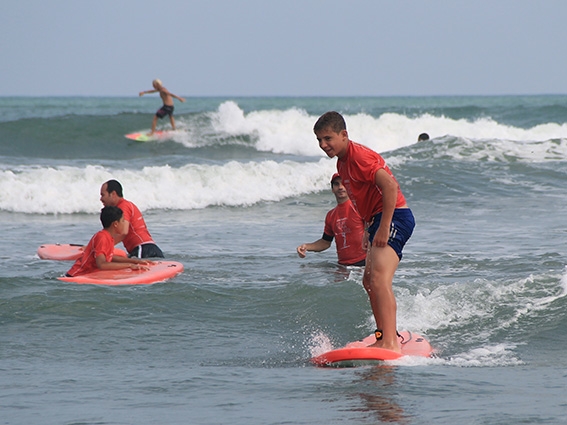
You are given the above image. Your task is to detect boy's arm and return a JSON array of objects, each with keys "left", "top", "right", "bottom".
[
  {"left": 139, "top": 89, "right": 158, "bottom": 97},
  {"left": 162, "top": 88, "right": 185, "bottom": 103},
  {"left": 372, "top": 169, "right": 399, "bottom": 247},
  {"left": 170, "top": 91, "right": 186, "bottom": 103},
  {"left": 95, "top": 254, "right": 151, "bottom": 270},
  {"left": 112, "top": 256, "right": 152, "bottom": 266}
]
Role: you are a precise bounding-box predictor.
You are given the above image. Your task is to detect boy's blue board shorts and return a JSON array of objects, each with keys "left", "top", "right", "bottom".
[{"left": 367, "top": 208, "right": 415, "bottom": 260}]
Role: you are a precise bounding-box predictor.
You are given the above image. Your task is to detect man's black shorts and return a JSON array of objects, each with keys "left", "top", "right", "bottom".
[
  {"left": 156, "top": 105, "right": 174, "bottom": 118},
  {"left": 128, "top": 243, "right": 164, "bottom": 258}
]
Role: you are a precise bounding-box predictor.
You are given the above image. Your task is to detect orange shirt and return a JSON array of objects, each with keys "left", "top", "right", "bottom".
[
  {"left": 337, "top": 141, "right": 406, "bottom": 223},
  {"left": 324, "top": 199, "right": 366, "bottom": 265},
  {"left": 66, "top": 229, "right": 115, "bottom": 277},
  {"left": 116, "top": 198, "right": 154, "bottom": 252}
]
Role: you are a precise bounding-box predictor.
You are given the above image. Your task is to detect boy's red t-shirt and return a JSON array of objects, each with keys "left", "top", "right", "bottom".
[
  {"left": 66, "top": 229, "right": 115, "bottom": 277},
  {"left": 323, "top": 199, "right": 366, "bottom": 265},
  {"left": 116, "top": 198, "right": 154, "bottom": 252},
  {"left": 337, "top": 141, "right": 407, "bottom": 223}
]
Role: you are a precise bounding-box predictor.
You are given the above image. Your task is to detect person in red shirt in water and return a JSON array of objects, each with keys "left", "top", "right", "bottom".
[
  {"left": 100, "top": 180, "right": 164, "bottom": 258},
  {"left": 66, "top": 206, "right": 150, "bottom": 277},
  {"left": 314, "top": 111, "right": 415, "bottom": 354},
  {"left": 296, "top": 173, "right": 366, "bottom": 267}
]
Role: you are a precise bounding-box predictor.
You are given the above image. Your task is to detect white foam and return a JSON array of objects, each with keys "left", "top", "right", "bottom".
[
  {"left": 443, "top": 344, "right": 524, "bottom": 367},
  {"left": 210, "top": 101, "right": 321, "bottom": 156},
  {"left": 307, "top": 331, "right": 335, "bottom": 357},
  {"left": 306, "top": 263, "right": 567, "bottom": 367},
  {"left": 205, "top": 102, "right": 567, "bottom": 158},
  {"left": 0, "top": 159, "right": 336, "bottom": 214},
  {"left": 353, "top": 270, "right": 567, "bottom": 367}
]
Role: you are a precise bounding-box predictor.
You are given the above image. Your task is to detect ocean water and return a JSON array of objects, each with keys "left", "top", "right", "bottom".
[{"left": 1, "top": 95, "right": 567, "bottom": 424}]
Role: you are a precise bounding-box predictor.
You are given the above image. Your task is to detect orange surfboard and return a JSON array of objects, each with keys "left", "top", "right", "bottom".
[
  {"left": 57, "top": 261, "right": 184, "bottom": 286},
  {"left": 311, "top": 331, "right": 433, "bottom": 367},
  {"left": 37, "top": 244, "right": 127, "bottom": 261}
]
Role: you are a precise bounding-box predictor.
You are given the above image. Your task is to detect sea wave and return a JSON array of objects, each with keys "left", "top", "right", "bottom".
[
  {"left": 3, "top": 99, "right": 566, "bottom": 161},
  {"left": 200, "top": 101, "right": 567, "bottom": 157},
  {"left": 0, "top": 159, "right": 335, "bottom": 214}
]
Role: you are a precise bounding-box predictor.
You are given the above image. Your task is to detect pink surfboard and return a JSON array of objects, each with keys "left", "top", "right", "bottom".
[
  {"left": 311, "top": 331, "right": 433, "bottom": 367},
  {"left": 37, "top": 244, "right": 127, "bottom": 261},
  {"left": 57, "top": 261, "right": 184, "bottom": 286}
]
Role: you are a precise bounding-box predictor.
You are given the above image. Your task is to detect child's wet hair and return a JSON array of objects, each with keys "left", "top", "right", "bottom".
[
  {"left": 314, "top": 111, "right": 346, "bottom": 134},
  {"left": 100, "top": 206, "right": 123, "bottom": 229}
]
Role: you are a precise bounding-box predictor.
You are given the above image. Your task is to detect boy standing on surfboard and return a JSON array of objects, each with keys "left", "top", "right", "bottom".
[
  {"left": 139, "top": 79, "right": 185, "bottom": 136},
  {"left": 314, "top": 111, "right": 415, "bottom": 354},
  {"left": 296, "top": 173, "right": 366, "bottom": 266},
  {"left": 66, "top": 206, "right": 151, "bottom": 277}
]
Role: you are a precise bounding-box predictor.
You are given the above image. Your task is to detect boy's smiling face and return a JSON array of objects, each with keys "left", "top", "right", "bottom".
[{"left": 315, "top": 128, "right": 349, "bottom": 159}]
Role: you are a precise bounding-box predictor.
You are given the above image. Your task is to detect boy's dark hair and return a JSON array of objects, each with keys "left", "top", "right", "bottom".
[
  {"left": 314, "top": 111, "right": 347, "bottom": 134},
  {"left": 105, "top": 179, "right": 123, "bottom": 197},
  {"left": 100, "top": 206, "right": 123, "bottom": 229}
]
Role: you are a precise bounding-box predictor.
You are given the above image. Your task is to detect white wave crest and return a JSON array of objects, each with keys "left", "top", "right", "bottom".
[
  {"left": 0, "top": 159, "right": 335, "bottom": 214},
  {"left": 205, "top": 101, "right": 567, "bottom": 158}
]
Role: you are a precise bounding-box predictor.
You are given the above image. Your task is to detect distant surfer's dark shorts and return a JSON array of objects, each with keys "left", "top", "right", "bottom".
[
  {"left": 367, "top": 208, "right": 415, "bottom": 260},
  {"left": 128, "top": 243, "right": 164, "bottom": 259},
  {"left": 156, "top": 105, "right": 174, "bottom": 119}
]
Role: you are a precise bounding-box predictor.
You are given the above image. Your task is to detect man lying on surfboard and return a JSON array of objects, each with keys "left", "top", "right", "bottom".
[
  {"left": 314, "top": 112, "right": 415, "bottom": 354},
  {"left": 65, "top": 206, "right": 151, "bottom": 277},
  {"left": 139, "top": 79, "right": 185, "bottom": 136}
]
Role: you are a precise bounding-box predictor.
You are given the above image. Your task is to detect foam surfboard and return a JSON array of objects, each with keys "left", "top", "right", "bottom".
[
  {"left": 311, "top": 331, "right": 433, "bottom": 367},
  {"left": 37, "top": 244, "right": 127, "bottom": 261},
  {"left": 125, "top": 130, "right": 166, "bottom": 142},
  {"left": 57, "top": 260, "right": 184, "bottom": 286}
]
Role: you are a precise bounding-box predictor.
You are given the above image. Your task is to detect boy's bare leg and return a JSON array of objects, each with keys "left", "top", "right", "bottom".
[
  {"left": 148, "top": 116, "right": 158, "bottom": 136},
  {"left": 363, "top": 245, "right": 401, "bottom": 353}
]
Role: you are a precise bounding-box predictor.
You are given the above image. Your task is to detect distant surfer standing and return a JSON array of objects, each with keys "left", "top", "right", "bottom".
[{"left": 139, "top": 79, "right": 185, "bottom": 136}]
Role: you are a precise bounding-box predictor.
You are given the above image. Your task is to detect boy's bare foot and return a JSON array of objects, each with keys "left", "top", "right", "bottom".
[{"left": 367, "top": 339, "right": 402, "bottom": 354}]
